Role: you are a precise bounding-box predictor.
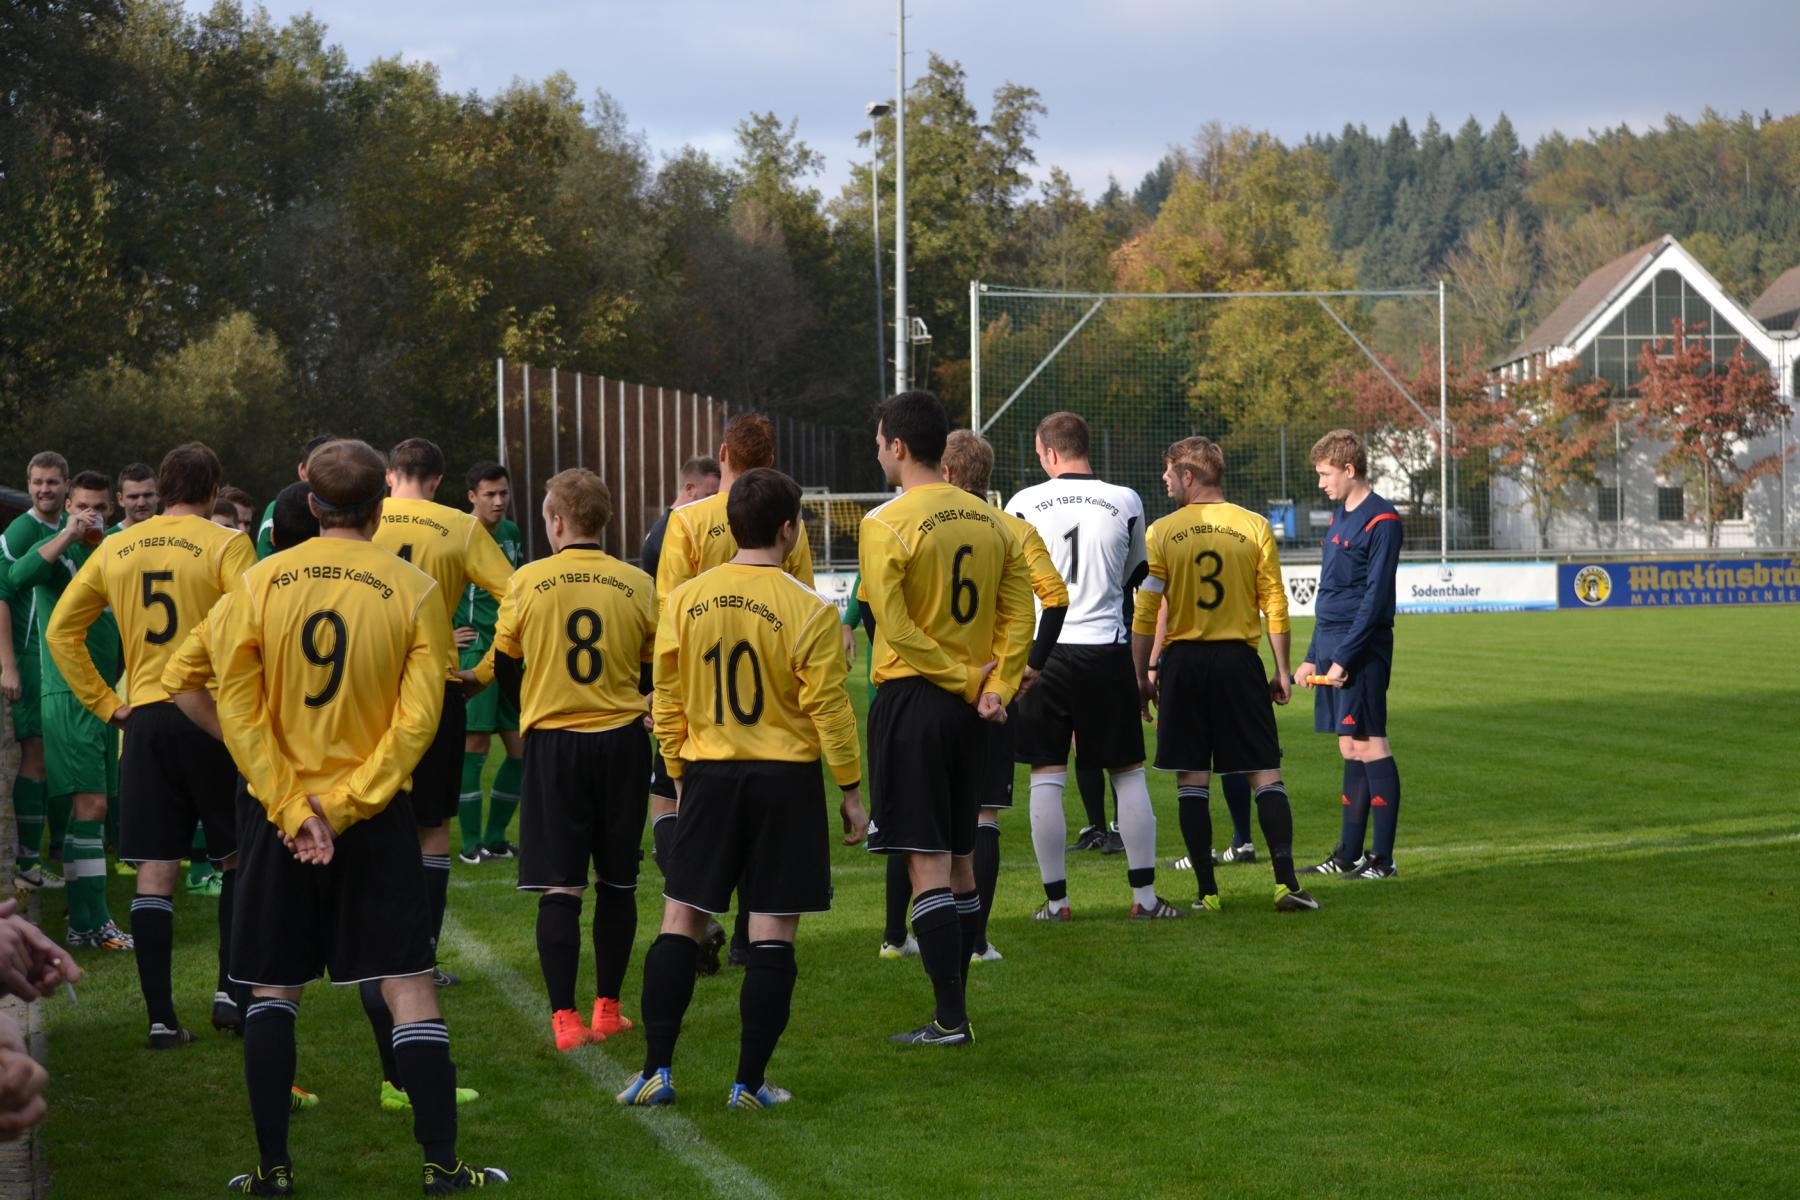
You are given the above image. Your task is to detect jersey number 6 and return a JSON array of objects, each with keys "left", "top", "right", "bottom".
[{"left": 950, "top": 545, "right": 979, "bottom": 625}]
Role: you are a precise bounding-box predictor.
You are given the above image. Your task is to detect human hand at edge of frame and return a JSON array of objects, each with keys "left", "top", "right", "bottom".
[
  {"left": 1269, "top": 670, "right": 1292, "bottom": 706},
  {"left": 840, "top": 624, "right": 856, "bottom": 668},
  {"left": 839, "top": 788, "right": 869, "bottom": 846},
  {"left": 976, "top": 692, "right": 1007, "bottom": 724},
  {"left": 1294, "top": 662, "right": 1316, "bottom": 689},
  {"left": 453, "top": 626, "right": 479, "bottom": 650},
  {"left": 0, "top": 667, "right": 17, "bottom": 704},
  {"left": 0, "top": 908, "right": 81, "bottom": 999},
  {"left": 0, "top": 1015, "right": 48, "bottom": 1143},
  {"left": 1324, "top": 662, "right": 1349, "bottom": 688},
  {"left": 109, "top": 704, "right": 133, "bottom": 729}
]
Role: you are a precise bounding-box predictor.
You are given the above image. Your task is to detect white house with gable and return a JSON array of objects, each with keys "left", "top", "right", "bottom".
[{"left": 1490, "top": 235, "right": 1797, "bottom": 551}]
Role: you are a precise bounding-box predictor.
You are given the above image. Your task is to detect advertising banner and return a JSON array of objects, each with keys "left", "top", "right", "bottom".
[
  {"left": 814, "top": 571, "right": 859, "bottom": 616},
  {"left": 1558, "top": 558, "right": 1800, "bottom": 609},
  {"left": 1282, "top": 562, "right": 1557, "bottom": 617}
]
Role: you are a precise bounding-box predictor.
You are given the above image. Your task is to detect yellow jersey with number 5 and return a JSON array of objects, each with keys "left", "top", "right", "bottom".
[
  {"left": 858, "top": 482, "right": 1034, "bottom": 704},
  {"left": 1133, "top": 501, "right": 1289, "bottom": 648}
]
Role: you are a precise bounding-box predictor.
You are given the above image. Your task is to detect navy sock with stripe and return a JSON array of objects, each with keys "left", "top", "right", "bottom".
[
  {"left": 243, "top": 998, "right": 297, "bottom": 1172},
  {"left": 1176, "top": 786, "right": 1217, "bottom": 898},
  {"left": 911, "top": 888, "right": 965, "bottom": 1029},
  {"left": 392, "top": 1019, "right": 457, "bottom": 1165},
  {"left": 130, "top": 893, "right": 177, "bottom": 1029},
  {"left": 1367, "top": 757, "right": 1402, "bottom": 862}
]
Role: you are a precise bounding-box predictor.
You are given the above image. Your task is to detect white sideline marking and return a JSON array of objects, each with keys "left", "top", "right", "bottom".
[
  {"left": 1405, "top": 829, "right": 1800, "bottom": 861},
  {"left": 441, "top": 913, "right": 780, "bottom": 1200}
]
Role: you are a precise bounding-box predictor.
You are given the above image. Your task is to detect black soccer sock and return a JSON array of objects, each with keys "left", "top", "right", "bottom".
[
  {"left": 422, "top": 854, "right": 451, "bottom": 958},
  {"left": 1175, "top": 787, "right": 1218, "bottom": 898},
  {"left": 911, "top": 888, "right": 966, "bottom": 1029},
  {"left": 883, "top": 853, "right": 911, "bottom": 947},
  {"left": 215, "top": 868, "right": 237, "bottom": 998},
  {"left": 1075, "top": 765, "right": 1107, "bottom": 832},
  {"left": 129, "top": 893, "right": 178, "bottom": 1029},
  {"left": 535, "top": 893, "right": 582, "bottom": 1012},
  {"left": 242, "top": 998, "right": 297, "bottom": 1172},
  {"left": 359, "top": 980, "right": 401, "bottom": 1089},
  {"left": 592, "top": 885, "right": 638, "bottom": 1002},
  {"left": 972, "top": 823, "right": 1000, "bottom": 955},
  {"left": 640, "top": 932, "right": 699, "bottom": 1075},
  {"left": 955, "top": 891, "right": 981, "bottom": 989},
  {"left": 731, "top": 901, "right": 750, "bottom": 957},
  {"left": 1222, "top": 773, "right": 1255, "bottom": 848},
  {"left": 1339, "top": 759, "right": 1371, "bottom": 862},
  {"left": 1366, "top": 757, "right": 1402, "bottom": 861},
  {"left": 735, "top": 941, "right": 796, "bottom": 1093},
  {"left": 392, "top": 1020, "right": 456, "bottom": 1166},
  {"left": 1254, "top": 783, "right": 1300, "bottom": 891},
  {"left": 651, "top": 812, "right": 677, "bottom": 876}
]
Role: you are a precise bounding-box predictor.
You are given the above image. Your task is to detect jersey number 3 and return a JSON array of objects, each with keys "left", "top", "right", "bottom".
[{"left": 1193, "top": 550, "right": 1224, "bottom": 610}]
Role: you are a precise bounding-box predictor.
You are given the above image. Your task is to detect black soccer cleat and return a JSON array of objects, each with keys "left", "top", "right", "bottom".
[
  {"left": 432, "top": 966, "right": 461, "bottom": 988},
  {"left": 888, "top": 1019, "right": 973, "bottom": 1047},
  {"left": 423, "top": 1160, "right": 510, "bottom": 1194},
  {"left": 726, "top": 942, "right": 749, "bottom": 969},
  {"left": 149, "top": 1022, "right": 199, "bottom": 1050},
  {"left": 1070, "top": 825, "right": 1107, "bottom": 852},
  {"left": 456, "top": 848, "right": 484, "bottom": 866},
  {"left": 478, "top": 842, "right": 515, "bottom": 861},
  {"left": 1303, "top": 852, "right": 1366, "bottom": 877},
  {"left": 212, "top": 991, "right": 243, "bottom": 1035},
  {"left": 225, "top": 1163, "right": 293, "bottom": 1194},
  {"left": 695, "top": 918, "right": 726, "bottom": 977},
  {"left": 1348, "top": 857, "right": 1398, "bottom": 880},
  {"left": 1099, "top": 829, "right": 1126, "bottom": 855}
]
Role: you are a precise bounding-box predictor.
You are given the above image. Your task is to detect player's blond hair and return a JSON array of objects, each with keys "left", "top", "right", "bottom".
[
  {"left": 1311, "top": 429, "right": 1367, "bottom": 478},
  {"left": 27, "top": 451, "right": 68, "bottom": 480},
  {"left": 1164, "top": 436, "right": 1224, "bottom": 488},
  {"left": 544, "top": 468, "right": 613, "bottom": 538},
  {"left": 941, "top": 430, "right": 995, "bottom": 497}
]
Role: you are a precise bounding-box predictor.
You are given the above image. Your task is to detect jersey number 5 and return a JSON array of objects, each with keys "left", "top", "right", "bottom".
[{"left": 141, "top": 571, "right": 178, "bottom": 645}]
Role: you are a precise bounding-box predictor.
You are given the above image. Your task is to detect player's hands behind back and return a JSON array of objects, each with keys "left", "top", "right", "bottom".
[
  {"left": 839, "top": 787, "right": 869, "bottom": 846},
  {"left": 284, "top": 797, "right": 336, "bottom": 866}
]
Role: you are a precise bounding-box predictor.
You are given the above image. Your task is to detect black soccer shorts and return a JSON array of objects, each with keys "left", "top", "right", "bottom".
[
  {"left": 1012, "top": 643, "right": 1147, "bottom": 770},
  {"left": 517, "top": 723, "right": 650, "bottom": 891},
  {"left": 119, "top": 702, "right": 238, "bottom": 864},
  {"left": 1153, "top": 640, "right": 1282, "bottom": 775},
  {"left": 663, "top": 760, "right": 831, "bottom": 917},
  {"left": 407, "top": 684, "right": 467, "bottom": 827},
  {"left": 866, "top": 676, "right": 983, "bottom": 857}
]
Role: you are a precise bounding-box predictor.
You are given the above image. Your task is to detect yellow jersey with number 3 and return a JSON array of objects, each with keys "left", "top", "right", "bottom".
[
  {"left": 654, "top": 562, "right": 860, "bottom": 787},
  {"left": 45, "top": 513, "right": 255, "bottom": 722},
  {"left": 1133, "top": 501, "right": 1289, "bottom": 648},
  {"left": 371, "top": 497, "right": 513, "bottom": 677},
  {"left": 472, "top": 546, "right": 658, "bottom": 735},
  {"left": 212, "top": 537, "right": 449, "bottom": 838},
  {"left": 858, "top": 482, "right": 1034, "bottom": 704}
]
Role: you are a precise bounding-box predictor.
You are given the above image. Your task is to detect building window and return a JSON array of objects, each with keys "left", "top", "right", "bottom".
[
  {"left": 1598, "top": 488, "right": 1621, "bottom": 523},
  {"left": 1656, "top": 486, "right": 1685, "bottom": 522},
  {"left": 1722, "top": 492, "right": 1745, "bottom": 521}
]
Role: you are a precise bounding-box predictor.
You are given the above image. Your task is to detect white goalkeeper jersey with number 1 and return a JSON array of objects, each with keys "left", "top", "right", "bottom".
[{"left": 1004, "top": 474, "right": 1146, "bottom": 646}]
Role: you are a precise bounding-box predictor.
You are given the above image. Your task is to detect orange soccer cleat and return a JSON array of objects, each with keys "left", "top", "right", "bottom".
[
  {"left": 552, "top": 1008, "right": 592, "bottom": 1052},
  {"left": 590, "top": 997, "right": 634, "bottom": 1041}
]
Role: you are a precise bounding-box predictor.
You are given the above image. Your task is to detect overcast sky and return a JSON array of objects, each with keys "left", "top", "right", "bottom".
[{"left": 229, "top": 0, "right": 1800, "bottom": 202}]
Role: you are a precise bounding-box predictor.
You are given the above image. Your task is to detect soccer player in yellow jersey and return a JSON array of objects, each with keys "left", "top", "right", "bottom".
[
  {"left": 372, "top": 437, "right": 514, "bottom": 986},
  {"left": 653, "top": 412, "right": 820, "bottom": 968},
  {"left": 46, "top": 443, "right": 256, "bottom": 1050},
  {"left": 619, "top": 469, "right": 864, "bottom": 1109},
  {"left": 207, "top": 439, "right": 506, "bottom": 1195},
  {"left": 860, "top": 392, "right": 1033, "bottom": 1047},
  {"left": 934, "top": 431, "right": 1070, "bottom": 963},
  {"left": 1131, "top": 436, "right": 1318, "bottom": 914},
  {"left": 461, "top": 469, "right": 658, "bottom": 1053}
]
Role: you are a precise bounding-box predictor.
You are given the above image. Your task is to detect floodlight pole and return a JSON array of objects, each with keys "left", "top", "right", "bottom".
[
  {"left": 1439, "top": 278, "right": 1449, "bottom": 567},
  {"left": 893, "top": 0, "right": 908, "bottom": 394},
  {"left": 866, "top": 102, "right": 892, "bottom": 402}
]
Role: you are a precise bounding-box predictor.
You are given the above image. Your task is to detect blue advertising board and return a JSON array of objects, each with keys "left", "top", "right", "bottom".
[{"left": 1559, "top": 558, "right": 1800, "bottom": 609}]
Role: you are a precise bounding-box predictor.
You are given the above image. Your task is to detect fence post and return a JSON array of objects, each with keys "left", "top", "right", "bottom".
[
  {"left": 658, "top": 386, "right": 666, "bottom": 519},
  {"left": 495, "top": 357, "right": 506, "bottom": 466},
  {"left": 551, "top": 369, "right": 560, "bottom": 477},
  {"left": 522, "top": 367, "right": 535, "bottom": 561},
  {"left": 636, "top": 384, "right": 645, "bottom": 556},
  {"left": 575, "top": 371, "right": 584, "bottom": 471}
]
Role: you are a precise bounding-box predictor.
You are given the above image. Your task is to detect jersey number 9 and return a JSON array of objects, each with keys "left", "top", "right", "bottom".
[{"left": 300, "top": 610, "right": 347, "bottom": 708}]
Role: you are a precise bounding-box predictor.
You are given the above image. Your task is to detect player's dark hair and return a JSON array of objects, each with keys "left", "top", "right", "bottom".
[
  {"left": 726, "top": 468, "right": 802, "bottom": 550},
  {"left": 465, "top": 460, "right": 510, "bottom": 493},
  {"left": 720, "top": 413, "right": 775, "bottom": 472},
  {"left": 158, "top": 442, "right": 223, "bottom": 507},
  {"left": 213, "top": 498, "right": 239, "bottom": 521},
  {"left": 271, "top": 481, "right": 320, "bottom": 551},
  {"left": 876, "top": 390, "right": 949, "bottom": 468},
  {"left": 544, "top": 468, "right": 612, "bottom": 538},
  {"left": 299, "top": 434, "right": 336, "bottom": 464},
  {"left": 67, "top": 469, "right": 111, "bottom": 497},
  {"left": 1036, "top": 411, "right": 1090, "bottom": 460},
  {"left": 388, "top": 437, "right": 446, "bottom": 483},
  {"left": 1311, "top": 429, "right": 1368, "bottom": 478},
  {"left": 116, "top": 462, "right": 155, "bottom": 489},
  {"left": 219, "top": 484, "right": 253, "bottom": 513},
  {"left": 27, "top": 450, "right": 68, "bottom": 480},
  {"left": 941, "top": 430, "right": 994, "bottom": 497},
  {"left": 308, "top": 439, "right": 388, "bottom": 530},
  {"left": 681, "top": 455, "right": 721, "bottom": 482}
]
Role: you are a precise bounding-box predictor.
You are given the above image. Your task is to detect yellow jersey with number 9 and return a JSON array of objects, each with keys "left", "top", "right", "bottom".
[{"left": 858, "top": 482, "right": 1034, "bottom": 704}]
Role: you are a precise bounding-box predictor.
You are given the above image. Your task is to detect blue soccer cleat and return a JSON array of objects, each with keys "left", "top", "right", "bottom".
[
  {"left": 616, "top": 1068, "right": 676, "bottom": 1107},
  {"left": 726, "top": 1081, "right": 792, "bottom": 1110}
]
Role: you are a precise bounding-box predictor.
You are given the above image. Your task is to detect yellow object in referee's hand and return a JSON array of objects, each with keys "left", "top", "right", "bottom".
[{"left": 1305, "top": 674, "right": 1336, "bottom": 686}]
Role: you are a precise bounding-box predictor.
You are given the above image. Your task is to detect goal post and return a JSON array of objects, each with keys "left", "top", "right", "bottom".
[{"left": 968, "top": 281, "right": 1452, "bottom": 562}]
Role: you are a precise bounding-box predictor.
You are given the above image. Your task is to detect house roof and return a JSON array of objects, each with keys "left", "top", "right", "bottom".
[
  {"left": 1749, "top": 264, "right": 1800, "bottom": 332},
  {"left": 1498, "top": 236, "right": 1671, "bottom": 366}
]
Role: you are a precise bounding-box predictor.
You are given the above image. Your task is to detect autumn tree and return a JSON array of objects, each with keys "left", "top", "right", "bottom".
[
  {"left": 1338, "top": 346, "right": 1490, "bottom": 516},
  {"left": 1479, "top": 362, "right": 1612, "bottom": 548},
  {"left": 1633, "top": 323, "right": 1791, "bottom": 546}
]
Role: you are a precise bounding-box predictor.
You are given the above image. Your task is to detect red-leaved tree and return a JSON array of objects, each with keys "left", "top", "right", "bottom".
[
  {"left": 1633, "top": 322, "right": 1791, "bottom": 546},
  {"left": 1482, "top": 362, "right": 1613, "bottom": 548},
  {"left": 1337, "top": 346, "right": 1489, "bottom": 514}
]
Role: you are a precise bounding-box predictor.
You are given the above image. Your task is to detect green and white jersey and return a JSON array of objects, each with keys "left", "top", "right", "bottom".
[
  {"left": 255, "top": 498, "right": 278, "bottom": 560},
  {"left": 453, "top": 518, "right": 524, "bottom": 653},
  {"left": 1, "top": 509, "right": 65, "bottom": 657},
  {"left": 30, "top": 539, "right": 122, "bottom": 697}
]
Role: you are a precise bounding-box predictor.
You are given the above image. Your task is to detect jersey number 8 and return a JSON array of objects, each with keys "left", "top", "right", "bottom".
[{"left": 566, "top": 609, "right": 604, "bottom": 685}]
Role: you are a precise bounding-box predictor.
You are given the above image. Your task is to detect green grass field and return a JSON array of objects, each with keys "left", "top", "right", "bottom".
[{"left": 37, "top": 608, "right": 1800, "bottom": 1198}]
